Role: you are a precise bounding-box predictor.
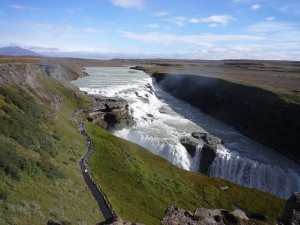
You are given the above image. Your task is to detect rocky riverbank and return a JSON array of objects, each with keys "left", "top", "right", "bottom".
[{"left": 152, "top": 73, "right": 300, "bottom": 165}]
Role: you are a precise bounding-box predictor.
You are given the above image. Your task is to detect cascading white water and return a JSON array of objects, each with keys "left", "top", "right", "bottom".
[{"left": 72, "top": 66, "right": 300, "bottom": 199}]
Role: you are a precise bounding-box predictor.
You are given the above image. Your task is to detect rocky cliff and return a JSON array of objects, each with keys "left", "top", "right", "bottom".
[
  {"left": 152, "top": 73, "right": 300, "bottom": 164},
  {"left": 88, "top": 96, "right": 134, "bottom": 130}
]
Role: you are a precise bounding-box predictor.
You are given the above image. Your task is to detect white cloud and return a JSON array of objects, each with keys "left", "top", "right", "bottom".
[
  {"left": 145, "top": 23, "right": 160, "bottom": 29},
  {"left": 10, "top": 4, "right": 40, "bottom": 11},
  {"left": 121, "top": 31, "right": 264, "bottom": 47},
  {"left": 266, "top": 17, "right": 275, "bottom": 21},
  {"left": 247, "top": 21, "right": 298, "bottom": 33},
  {"left": 189, "top": 15, "right": 236, "bottom": 27},
  {"left": 84, "top": 28, "right": 104, "bottom": 33},
  {"left": 165, "top": 16, "right": 187, "bottom": 27},
  {"left": 251, "top": 4, "right": 261, "bottom": 10},
  {"left": 110, "top": 0, "right": 144, "bottom": 9}
]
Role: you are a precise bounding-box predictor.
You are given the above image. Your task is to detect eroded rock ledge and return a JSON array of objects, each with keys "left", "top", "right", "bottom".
[
  {"left": 88, "top": 96, "right": 134, "bottom": 130},
  {"left": 161, "top": 205, "right": 252, "bottom": 225}
]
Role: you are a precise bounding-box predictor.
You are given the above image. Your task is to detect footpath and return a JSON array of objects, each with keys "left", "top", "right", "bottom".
[{"left": 72, "top": 110, "right": 116, "bottom": 224}]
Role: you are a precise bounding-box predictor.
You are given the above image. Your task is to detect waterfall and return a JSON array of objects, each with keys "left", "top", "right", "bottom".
[
  {"left": 72, "top": 66, "right": 300, "bottom": 199},
  {"left": 209, "top": 150, "right": 300, "bottom": 199}
]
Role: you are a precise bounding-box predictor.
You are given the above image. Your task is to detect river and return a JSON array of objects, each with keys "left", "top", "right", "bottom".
[{"left": 72, "top": 66, "right": 300, "bottom": 199}]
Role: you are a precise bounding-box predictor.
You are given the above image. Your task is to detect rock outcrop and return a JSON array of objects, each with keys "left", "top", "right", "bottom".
[
  {"left": 192, "top": 132, "right": 222, "bottom": 145},
  {"left": 88, "top": 96, "right": 134, "bottom": 130},
  {"left": 180, "top": 137, "right": 198, "bottom": 157},
  {"left": 283, "top": 192, "right": 300, "bottom": 225},
  {"left": 199, "top": 144, "right": 217, "bottom": 175},
  {"left": 160, "top": 205, "right": 251, "bottom": 225}
]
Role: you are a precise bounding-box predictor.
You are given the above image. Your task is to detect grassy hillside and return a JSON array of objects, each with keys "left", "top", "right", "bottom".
[
  {"left": 87, "top": 123, "right": 285, "bottom": 225},
  {"left": 0, "top": 57, "right": 289, "bottom": 225},
  {"left": 0, "top": 61, "right": 103, "bottom": 224}
]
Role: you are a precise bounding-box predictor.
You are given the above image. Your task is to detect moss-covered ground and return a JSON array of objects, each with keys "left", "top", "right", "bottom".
[{"left": 87, "top": 124, "right": 285, "bottom": 225}]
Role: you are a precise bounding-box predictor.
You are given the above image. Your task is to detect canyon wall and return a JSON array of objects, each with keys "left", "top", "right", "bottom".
[{"left": 152, "top": 73, "right": 300, "bottom": 164}]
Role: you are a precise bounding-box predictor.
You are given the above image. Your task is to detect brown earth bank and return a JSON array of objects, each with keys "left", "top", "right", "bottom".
[{"left": 151, "top": 72, "right": 300, "bottom": 165}]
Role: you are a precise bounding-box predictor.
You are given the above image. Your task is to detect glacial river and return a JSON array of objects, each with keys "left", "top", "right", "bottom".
[{"left": 72, "top": 66, "right": 300, "bottom": 199}]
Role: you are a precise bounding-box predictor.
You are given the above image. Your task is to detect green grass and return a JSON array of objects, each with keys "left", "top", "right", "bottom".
[
  {"left": 87, "top": 124, "right": 285, "bottom": 225},
  {"left": 0, "top": 73, "right": 103, "bottom": 224}
]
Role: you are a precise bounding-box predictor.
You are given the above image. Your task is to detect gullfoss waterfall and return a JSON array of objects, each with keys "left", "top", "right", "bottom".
[{"left": 72, "top": 67, "right": 300, "bottom": 199}]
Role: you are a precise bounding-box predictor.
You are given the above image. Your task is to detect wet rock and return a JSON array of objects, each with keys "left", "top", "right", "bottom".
[
  {"left": 180, "top": 137, "right": 198, "bottom": 157},
  {"left": 283, "top": 192, "right": 300, "bottom": 225},
  {"left": 192, "top": 131, "right": 207, "bottom": 139},
  {"left": 199, "top": 144, "right": 217, "bottom": 175},
  {"left": 88, "top": 96, "right": 134, "bottom": 130},
  {"left": 192, "top": 132, "right": 222, "bottom": 145}
]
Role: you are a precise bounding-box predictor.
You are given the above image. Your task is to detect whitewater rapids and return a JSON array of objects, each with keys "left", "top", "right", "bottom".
[{"left": 72, "top": 66, "right": 300, "bottom": 199}]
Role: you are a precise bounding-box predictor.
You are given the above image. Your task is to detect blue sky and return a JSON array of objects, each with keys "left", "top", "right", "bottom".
[{"left": 0, "top": 0, "right": 299, "bottom": 60}]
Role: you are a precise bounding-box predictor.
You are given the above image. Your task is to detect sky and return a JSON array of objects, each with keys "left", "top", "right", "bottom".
[{"left": 0, "top": 0, "right": 300, "bottom": 60}]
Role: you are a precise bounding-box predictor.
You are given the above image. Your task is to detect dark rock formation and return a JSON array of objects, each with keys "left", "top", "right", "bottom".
[
  {"left": 180, "top": 137, "right": 198, "bottom": 157},
  {"left": 47, "top": 220, "right": 61, "bottom": 225},
  {"left": 129, "top": 65, "right": 145, "bottom": 71},
  {"left": 88, "top": 96, "right": 134, "bottom": 130},
  {"left": 199, "top": 144, "right": 217, "bottom": 175},
  {"left": 160, "top": 205, "right": 251, "bottom": 225},
  {"left": 192, "top": 132, "right": 222, "bottom": 145},
  {"left": 283, "top": 192, "right": 300, "bottom": 225}
]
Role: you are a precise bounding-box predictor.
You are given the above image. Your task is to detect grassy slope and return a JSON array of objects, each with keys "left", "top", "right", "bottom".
[
  {"left": 0, "top": 64, "right": 103, "bottom": 224},
  {"left": 87, "top": 124, "right": 285, "bottom": 225}
]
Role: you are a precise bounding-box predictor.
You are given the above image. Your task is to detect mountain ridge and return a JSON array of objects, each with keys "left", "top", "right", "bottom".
[{"left": 0, "top": 46, "right": 41, "bottom": 56}]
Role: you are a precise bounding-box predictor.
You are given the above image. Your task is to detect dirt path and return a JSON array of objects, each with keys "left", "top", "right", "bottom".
[{"left": 73, "top": 110, "right": 116, "bottom": 223}]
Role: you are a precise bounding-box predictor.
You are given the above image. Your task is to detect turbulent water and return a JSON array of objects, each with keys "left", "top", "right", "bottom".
[{"left": 72, "top": 66, "right": 300, "bottom": 199}]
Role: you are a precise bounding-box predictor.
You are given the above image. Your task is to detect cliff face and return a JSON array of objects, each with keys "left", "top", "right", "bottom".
[
  {"left": 88, "top": 96, "right": 134, "bottom": 130},
  {"left": 152, "top": 73, "right": 300, "bottom": 164}
]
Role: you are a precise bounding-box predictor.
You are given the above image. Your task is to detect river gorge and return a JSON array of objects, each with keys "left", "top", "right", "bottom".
[{"left": 72, "top": 66, "right": 300, "bottom": 199}]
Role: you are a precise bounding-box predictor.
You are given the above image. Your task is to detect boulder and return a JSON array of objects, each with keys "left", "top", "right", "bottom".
[
  {"left": 199, "top": 144, "right": 217, "bottom": 175},
  {"left": 192, "top": 132, "right": 222, "bottom": 145},
  {"left": 160, "top": 205, "right": 197, "bottom": 225},
  {"left": 88, "top": 96, "right": 134, "bottom": 130},
  {"left": 161, "top": 206, "right": 250, "bottom": 225},
  {"left": 283, "top": 192, "right": 300, "bottom": 225},
  {"left": 180, "top": 137, "right": 198, "bottom": 157},
  {"left": 192, "top": 132, "right": 207, "bottom": 139},
  {"left": 194, "top": 208, "right": 226, "bottom": 225}
]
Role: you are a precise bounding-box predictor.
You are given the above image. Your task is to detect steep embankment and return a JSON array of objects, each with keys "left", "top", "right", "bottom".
[
  {"left": 87, "top": 123, "right": 285, "bottom": 225},
  {"left": 152, "top": 73, "right": 300, "bottom": 164},
  {"left": 0, "top": 58, "right": 103, "bottom": 224}
]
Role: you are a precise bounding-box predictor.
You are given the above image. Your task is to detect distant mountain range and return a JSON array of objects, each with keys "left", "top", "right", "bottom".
[{"left": 0, "top": 46, "right": 41, "bottom": 56}]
